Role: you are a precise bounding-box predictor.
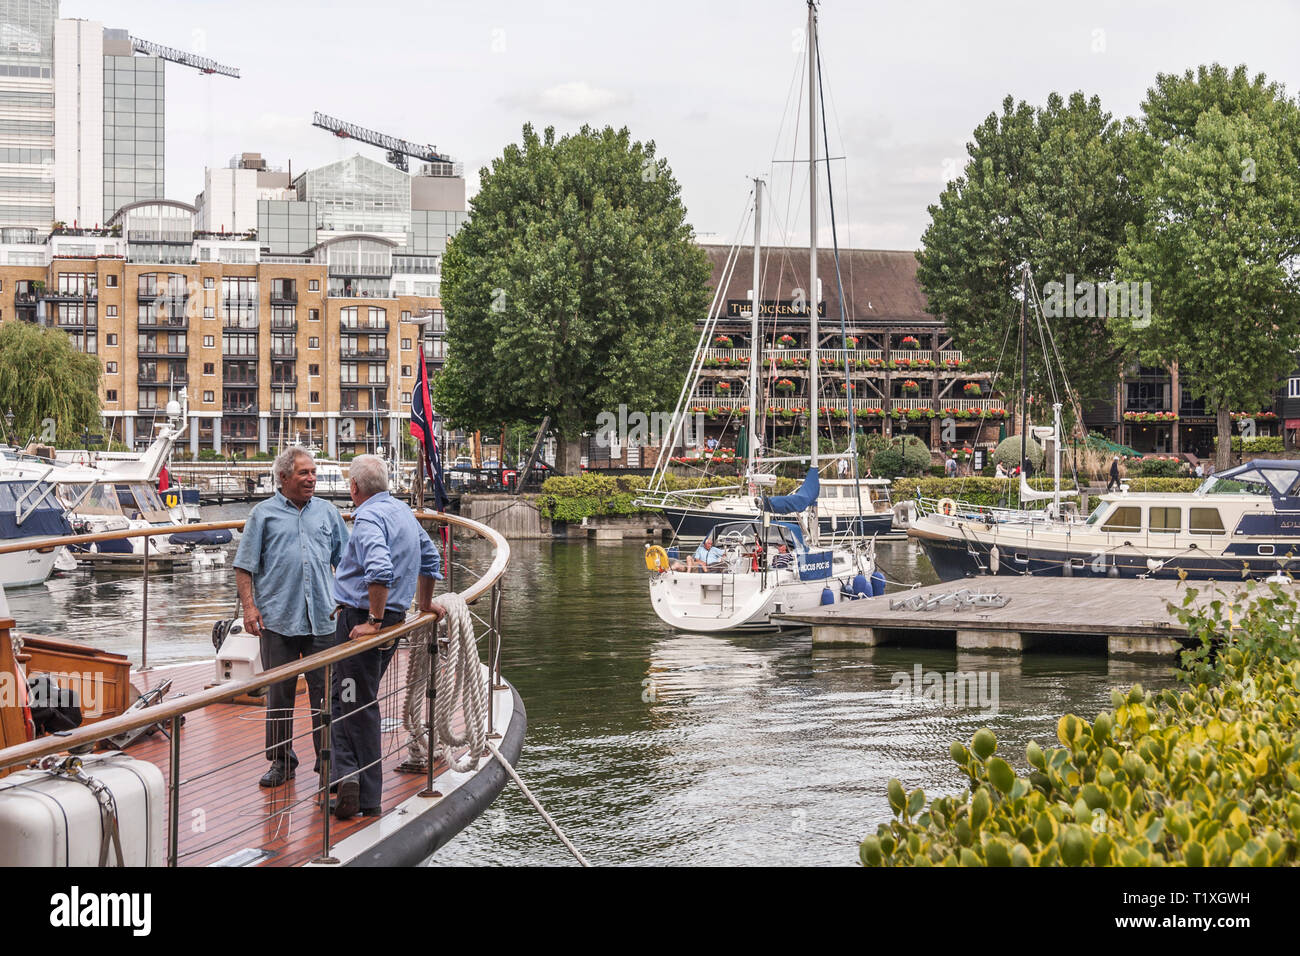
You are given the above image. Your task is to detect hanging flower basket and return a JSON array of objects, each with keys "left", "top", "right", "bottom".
[
  {"left": 778, "top": 334, "right": 797, "bottom": 348},
  {"left": 716, "top": 381, "right": 732, "bottom": 393},
  {"left": 845, "top": 336, "right": 858, "bottom": 349},
  {"left": 901, "top": 379, "right": 920, "bottom": 394},
  {"left": 840, "top": 382, "right": 855, "bottom": 394},
  {"left": 963, "top": 382, "right": 982, "bottom": 396},
  {"left": 901, "top": 335, "right": 920, "bottom": 349},
  {"left": 714, "top": 335, "right": 733, "bottom": 349},
  {"left": 775, "top": 378, "right": 796, "bottom": 393}
]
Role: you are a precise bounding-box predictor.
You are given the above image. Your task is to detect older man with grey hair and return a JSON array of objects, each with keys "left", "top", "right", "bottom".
[
  {"left": 233, "top": 445, "right": 349, "bottom": 788},
  {"left": 328, "top": 453, "right": 444, "bottom": 819}
]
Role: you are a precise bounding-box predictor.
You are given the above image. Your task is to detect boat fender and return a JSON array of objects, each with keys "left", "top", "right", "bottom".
[
  {"left": 1062, "top": 558, "right": 1072, "bottom": 577},
  {"left": 644, "top": 545, "right": 671, "bottom": 573},
  {"left": 893, "top": 501, "right": 916, "bottom": 530},
  {"left": 989, "top": 544, "right": 1000, "bottom": 574},
  {"left": 820, "top": 587, "right": 836, "bottom": 606},
  {"left": 853, "top": 572, "right": 870, "bottom": 598},
  {"left": 870, "top": 570, "right": 886, "bottom": 597}
]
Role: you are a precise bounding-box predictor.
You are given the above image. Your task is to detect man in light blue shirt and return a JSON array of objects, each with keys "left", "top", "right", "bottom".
[
  {"left": 234, "top": 446, "right": 348, "bottom": 788},
  {"left": 329, "top": 454, "right": 444, "bottom": 819},
  {"left": 670, "top": 535, "right": 724, "bottom": 573}
]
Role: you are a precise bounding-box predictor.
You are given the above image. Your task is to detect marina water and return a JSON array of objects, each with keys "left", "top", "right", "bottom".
[{"left": 4, "top": 505, "right": 1177, "bottom": 866}]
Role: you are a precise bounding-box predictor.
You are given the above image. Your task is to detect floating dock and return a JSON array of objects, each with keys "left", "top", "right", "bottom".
[{"left": 776, "top": 577, "right": 1266, "bottom": 658}]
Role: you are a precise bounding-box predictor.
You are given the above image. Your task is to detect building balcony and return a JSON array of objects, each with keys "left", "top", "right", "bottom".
[
  {"left": 340, "top": 349, "right": 389, "bottom": 361},
  {"left": 270, "top": 320, "right": 297, "bottom": 331},
  {"left": 137, "top": 346, "right": 189, "bottom": 358},
  {"left": 271, "top": 379, "right": 297, "bottom": 389},
  {"left": 340, "top": 320, "right": 389, "bottom": 333},
  {"left": 339, "top": 381, "right": 388, "bottom": 390},
  {"left": 137, "top": 373, "right": 189, "bottom": 386},
  {"left": 222, "top": 319, "right": 259, "bottom": 331},
  {"left": 222, "top": 296, "right": 258, "bottom": 308},
  {"left": 221, "top": 404, "right": 259, "bottom": 417},
  {"left": 13, "top": 292, "right": 39, "bottom": 305},
  {"left": 44, "top": 290, "right": 98, "bottom": 303},
  {"left": 269, "top": 284, "right": 297, "bottom": 305},
  {"left": 54, "top": 318, "right": 97, "bottom": 330},
  {"left": 271, "top": 347, "right": 297, "bottom": 360},
  {"left": 136, "top": 316, "right": 188, "bottom": 331},
  {"left": 222, "top": 378, "right": 258, "bottom": 388},
  {"left": 137, "top": 291, "right": 187, "bottom": 305}
]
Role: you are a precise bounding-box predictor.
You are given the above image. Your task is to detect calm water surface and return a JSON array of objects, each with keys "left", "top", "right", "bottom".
[{"left": 4, "top": 509, "right": 1179, "bottom": 866}]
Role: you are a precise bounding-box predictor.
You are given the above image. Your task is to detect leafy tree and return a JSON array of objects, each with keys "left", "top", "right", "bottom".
[
  {"left": 916, "top": 92, "right": 1140, "bottom": 421},
  {"left": 434, "top": 124, "right": 711, "bottom": 473},
  {"left": 0, "top": 321, "right": 101, "bottom": 445},
  {"left": 1113, "top": 65, "right": 1300, "bottom": 470}
]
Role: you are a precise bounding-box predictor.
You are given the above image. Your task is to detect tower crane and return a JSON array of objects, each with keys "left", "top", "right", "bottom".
[
  {"left": 311, "top": 112, "right": 452, "bottom": 172},
  {"left": 129, "top": 36, "right": 240, "bottom": 78}
]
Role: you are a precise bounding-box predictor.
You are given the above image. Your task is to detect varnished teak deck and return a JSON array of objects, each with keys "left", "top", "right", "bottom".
[{"left": 131, "top": 648, "right": 467, "bottom": 867}]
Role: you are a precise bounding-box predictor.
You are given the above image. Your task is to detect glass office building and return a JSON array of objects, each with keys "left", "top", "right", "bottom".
[
  {"left": 0, "top": 0, "right": 58, "bottom": 230},
  {"left": 298, "top": 155, "right": 410, "bottom": 235},
  {"left": 103, "top": 51, "right": 163, "bottom": 223}
]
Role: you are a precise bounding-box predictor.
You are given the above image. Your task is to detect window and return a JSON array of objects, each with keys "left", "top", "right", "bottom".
[
  {"left": 106, "top": 305, "right": 118, "bottom": 317},
  {"left": 203, "top": 390, "right": 214, "bottom": 403},
  {"left": 308, "top": 279, "right": 319, "bottom": 291},
  {"left": 1189, "top": 508, "right": 1225, "bottom": 535},
  {"left": 402, "top": 392, "right": 411, "bottom": 405},
  {"left": 401, "top": 365, "right": 411, "bottom": 377},
  {"left": 1148, "top": 507, "right": 1181, "bottom": 534},
  {"left": 106, "top": 361, "right": 117, "bottom": 374},
  {"left": 204, "top": 307, "right": 214, "bottom": 319},
  {"left": 401, "top": 338, "right": 411, "bottom": 350},
  {"left": 309, "top": 364, "right": 320, "bottom": 376},
  {"left": 105, "top": 275, "right": 117, "bottom": 288},
  {"left": 309, "top": 308, "right": 319, "bottom": 321},
  {"left": 310, "top": 391, "right": 320, "bottom": 404},
  {"left": 204, "top": 362, "right": 215, "bottom": 375},
  {"left": 106, "top": 389, "right": 117, "bottom": 402},
  {"left": 1101, "top": 506, "right": 1142, "bottom": 533},
  {"left": 369, "top": 363, "right": 387, "bottom": 383},
  {"left": 106, "top": 333, "right": 117, "bottom": 346},
  {"left": 309, "top": 337, "right": 320, "bottom": 349},
  {"left": 1290, "top": 378, "right": 1300, "bottom": 400},
  {"left": 340, "top": 364, "right": 358, "bottom": 383},
  {"left": 203, "top": 335, "right": 215, "bottom": 348}
]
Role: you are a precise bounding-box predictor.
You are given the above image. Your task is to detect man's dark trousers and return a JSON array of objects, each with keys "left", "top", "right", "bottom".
[
  {"left": 330, "top": 606, "right": 404, "bottom": 809},
  {"left": 260, "top": 628, "right": 337, "bottom": 771}
]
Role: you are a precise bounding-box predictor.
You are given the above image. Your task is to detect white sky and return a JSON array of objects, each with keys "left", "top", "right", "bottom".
[{"left": 65, "top": 0, "right": 1300, "bottom": 251}]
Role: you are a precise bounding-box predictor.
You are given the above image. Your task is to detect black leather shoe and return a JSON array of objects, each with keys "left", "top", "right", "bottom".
[
  {"left": 334, "top": 780, "right": 360, "bottom": 819},
  {"left": 259, "top": 762, "right": 295, "bottom": 788}
]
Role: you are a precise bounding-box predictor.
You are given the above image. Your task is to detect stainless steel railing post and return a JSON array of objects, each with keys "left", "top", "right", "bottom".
[
  {"left": 167, "top": 715, "right": 180, "bottom": 866},
  {"left": 140, "top": 533, "right": 150, "bottom": 670},
  {"left": 419, "top": 619, "right": 441, "bottom": 798},
  {"left": 313, "top": 661, "right": 339, "bottom": 864}
]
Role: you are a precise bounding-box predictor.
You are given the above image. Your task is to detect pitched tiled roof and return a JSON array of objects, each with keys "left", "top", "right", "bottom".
[{"left": 700, "top": 244, "right": 934, "bottom": 325}]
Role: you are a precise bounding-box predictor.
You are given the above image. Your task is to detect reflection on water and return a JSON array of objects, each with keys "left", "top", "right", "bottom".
[{"left": 2, "top": 518, "right": 1180, "bottom": 866}]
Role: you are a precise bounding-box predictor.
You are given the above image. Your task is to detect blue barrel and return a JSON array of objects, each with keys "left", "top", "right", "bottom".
[
  {"left": 852, "top": 573, "right": 869, "bottom": 597},
  {"left": 870, "top": 570, "right": 887, "bottom": 597},
  {"left": 821, "top": 587, "right": 836, "bottom": 606},
  {"left": 667, "top": 546, "right": 679, "bottom": 560}
]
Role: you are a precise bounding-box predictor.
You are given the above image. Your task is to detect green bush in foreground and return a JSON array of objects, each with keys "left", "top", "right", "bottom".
[{"left": 861, "top": 583, "right": 1300, "bottom": 867}]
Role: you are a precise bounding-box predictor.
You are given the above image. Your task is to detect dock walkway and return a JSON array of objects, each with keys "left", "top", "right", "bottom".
[{"left": 778, "top": 577, "right": 1268, "bottom": 657}]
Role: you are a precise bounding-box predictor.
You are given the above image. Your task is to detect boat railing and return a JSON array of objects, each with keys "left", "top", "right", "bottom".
[
  {"left": 913, "top": 495, "right": 1071, "bottom": 526},
  {"left": 0, "top": 510, "right": 509, "bottom": 867}
]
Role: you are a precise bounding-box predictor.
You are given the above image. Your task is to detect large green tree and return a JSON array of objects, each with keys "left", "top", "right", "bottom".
[
  {"left": 0, "top": 321, "right": 101, "bottom": 445},
  {"left": 916, "top": 92, "right": 1140, "bottom": 422},
  {"left": 1114, "top": 65, "right": 1300, "bottom": 470},
  {"left": 434, "top": 124, "right": 711, "bottom": 473}
]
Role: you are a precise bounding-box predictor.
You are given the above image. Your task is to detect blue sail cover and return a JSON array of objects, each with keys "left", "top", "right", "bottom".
[{"left": 763, "top": 467, "right": 820, "bottom": 514}]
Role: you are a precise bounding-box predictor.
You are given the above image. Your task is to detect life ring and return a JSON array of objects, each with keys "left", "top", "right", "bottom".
[
  {"left": 892, "top": 501, "right": 917, "bottom": 530},
  {"left": 645, "top": 545, "right": 671, "bottom": 573},
  {"left": 937, "top": 497, "right": 958, "bottom": 518}
]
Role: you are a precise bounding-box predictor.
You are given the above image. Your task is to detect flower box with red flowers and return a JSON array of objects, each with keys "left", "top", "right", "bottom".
[
  {"left": 1123, "top": 411, "right": 1179, "bottom": 423},
  {"left": 775, "top": 378, "right": 796, "bottom": 393},
  {"left": 963, "top": 383, "right": 982, "bottom": 396}
]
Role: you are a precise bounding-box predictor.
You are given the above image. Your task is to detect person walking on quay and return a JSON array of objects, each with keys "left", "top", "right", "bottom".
[
  {"left": 1107, "top": 455, "right": 1122, "bottom": 493},
  {"left": 944, "top": 454, "right": 958, "bottom": 478},
  {"left": 330, "top": 454, "right": 446, "bottom": 820},
  {"left": 233, "top": 446, "right": 349, "bottom": 788}
]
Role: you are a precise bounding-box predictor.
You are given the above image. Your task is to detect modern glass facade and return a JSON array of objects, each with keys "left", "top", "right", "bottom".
[
  {"left": 103, "top": 53, "right": 163, "bottom": 223},
  {"left": 298, "top": 155, "right": 410, "bottom": 234},
  {"left": 405, "top": 208, "right": 466, "bottom": 256},
  {"left": 257, "top": 198, "right": 316, "bottom": 255},
  {"left": 0, "top": 0, "right": 57, "bottom": 230}
]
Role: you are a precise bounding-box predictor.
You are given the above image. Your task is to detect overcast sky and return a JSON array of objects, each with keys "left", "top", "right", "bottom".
[{"left": 67, "top": 0, "right": 1300, "bottom": 251}]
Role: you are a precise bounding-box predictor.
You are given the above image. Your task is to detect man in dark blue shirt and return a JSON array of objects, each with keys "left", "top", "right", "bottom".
[{"left": 329, "top": 454, "right": 445, "bottom": 819}]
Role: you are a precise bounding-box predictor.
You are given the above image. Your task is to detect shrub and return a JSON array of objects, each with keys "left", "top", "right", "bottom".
[
  {"left": 993, "top": 435, "right": 1043, "bottom": 471},
  {"left": 1131, "top": 457, "right": 1187, "bottom": 478},
  {"left": 535, "top": 472, "right": 797, "bottom": 522},
  {"left": 1124, "top": 478, "right": 1201, "bottom": 493},
  {"left": 1214, "top": 435, "right": 1287, "bottom": 454},
  {"left": 892, "top": 477, "right": 1077, "bottom": 508},
  {"left": 861, "top": 582, "right": 1300, "bottom": 867},
  {"left": 871, "top": 447, "right": 904, "bottom": 479}
]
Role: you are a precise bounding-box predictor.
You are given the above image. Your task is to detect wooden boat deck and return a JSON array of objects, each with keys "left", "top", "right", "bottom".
[{"left": 129, "top": 647, "right": 468, "bottom": 867}]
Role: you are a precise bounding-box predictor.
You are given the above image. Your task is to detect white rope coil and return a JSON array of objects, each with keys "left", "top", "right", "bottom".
[{"left": 402, "top": 593, "right": 488, "bottom": 773}]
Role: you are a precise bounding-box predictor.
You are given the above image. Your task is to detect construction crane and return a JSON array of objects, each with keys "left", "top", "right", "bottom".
[
  {"left": 311, "top": 112, "right": 452, "bottom": 172},
  {"left": 130, "top": 36, "right": 240, "bottom": 78}
]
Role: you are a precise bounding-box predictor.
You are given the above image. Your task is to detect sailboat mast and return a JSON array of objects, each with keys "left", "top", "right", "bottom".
[
  {"left": 1019, "top": 264, "right": 1029, "bottom": 475},
  {"left": 748, "top": 179, "right": 762, "bottom": 471},
  {"left": 807, "top": 0, "right": 819, "bottom": 470}
]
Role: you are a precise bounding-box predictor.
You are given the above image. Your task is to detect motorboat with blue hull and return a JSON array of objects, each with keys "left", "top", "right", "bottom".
[{"left": 910, "top": 459, "right": 1300, "bottom": 582}]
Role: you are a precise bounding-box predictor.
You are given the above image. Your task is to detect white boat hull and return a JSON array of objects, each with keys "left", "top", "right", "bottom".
[{"left": 0, "top": 545, "right": 57, "bottom": 588}]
